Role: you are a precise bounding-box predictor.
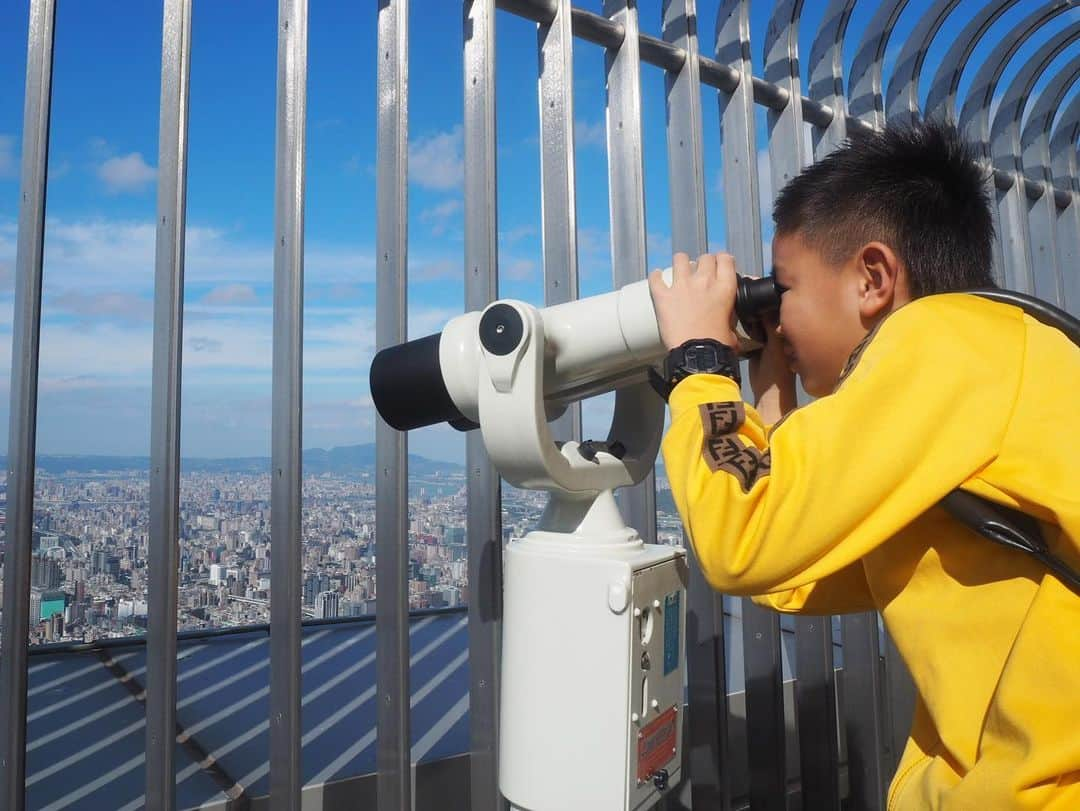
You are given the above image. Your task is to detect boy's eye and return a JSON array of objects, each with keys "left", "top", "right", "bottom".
[{"left": 775, "top": 282, "right": 789, "bottom": 295}]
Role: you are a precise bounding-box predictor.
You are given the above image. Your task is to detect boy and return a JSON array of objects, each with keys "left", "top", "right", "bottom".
[{"left": 648, "top": 122, "right": 1079, "bottom": 809}]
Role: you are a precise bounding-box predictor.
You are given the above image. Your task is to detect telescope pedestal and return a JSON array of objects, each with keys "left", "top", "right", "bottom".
[{"left": 499, "top": 491, "right": 688, "bottom": 811}]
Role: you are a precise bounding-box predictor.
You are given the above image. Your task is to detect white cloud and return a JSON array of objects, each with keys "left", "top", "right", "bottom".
[
  {"left": 50, "top": 290, "right": 152, "bottom": 324},
  {"left": 409, "top": 125, "right": 464, "bottom": 190},
  {"left": 502, "top": 257, "right": 538, "bottom": 280},
  {"left": 0, "top": 134, "right": 17, "bottom": 179},
  {"left": 499, "top": 224, "right": 537, "bottom": 246},
  {"left": 187, "top": 336, "right": 223, "bottom": 353},
  {"left": 413, "top": 258, "right": 459, "bottom": 281},
  {"left": 419, "top": 198, "right": 462, "bottom": 236},
  {"left": 201, "top": 284, "right": 258, "bottom": 306},
  {"left": 98, "top": 152, "right": 157, "bottom": 194},
  {"left": 575, "top": 119, "right": 606, "bottom": 148}
]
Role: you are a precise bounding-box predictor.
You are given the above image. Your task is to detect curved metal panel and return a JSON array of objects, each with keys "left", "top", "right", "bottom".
[
  {"left": 1051, "top": 113, "right": 1080, "bottom": 308},
  {"left": 1050, "top": 91, "right": 1080, "bottom": 190},
  {"left": 989, "top": 24, "right": 1080, "bottom": 174},
  {"left": 996, "top": 29, "right": 1080, "bottom": 307},
  {"left": 806, "top": 0, "right": 857, "bottom": 154},
  {"left": 884, "top": 0, "right": 962, "bottom": 125},
  {"left": 1021, "top": 54, "right": 1080, "bottom": 187},
  {"left": 924, "top": 0, "right": 1018, "bottom": 123},
  {"left": 847, "top": 0, "right": 911, "bottom": 127},
  {"left": 954, "top": 2, "right": 1077, "bottom": 293},
  {"left": 957, "top": 1, "right": 1077, "bottom": 151}
]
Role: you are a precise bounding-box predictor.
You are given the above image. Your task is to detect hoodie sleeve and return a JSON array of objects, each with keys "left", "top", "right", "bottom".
[{"left": 661, "top": 298, "right": 1021, "bottom": 597}]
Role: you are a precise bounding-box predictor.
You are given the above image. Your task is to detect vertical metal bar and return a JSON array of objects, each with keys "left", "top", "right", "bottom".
[
  {"left": 0, "top": 2, "right": 55, "bottom": 809},
  {"left": 537, "top": 0, "right": 580, "bottom": 442},
  {"left": 840, "top": 614, "right": 886, "bottom": 810},
  {"left": 795, "top": 616, "right": 840, "bottom": 808},
  {"left": 603, "top": 0, "right": 657, "bottom": 546},
  {"left": 269, "top": 0, "right": 307, "bottom": 808},
  {"left": 146, "top": 1, "right": 193, "bottom": 809},
  {"left": 716, "top": 2, "right": 786, "bottom": 808},
  {"left": 463, "top": 2, "right": 504, "bottom": 809},
  {"left": 662, "top": 2, "right": 729, "bottom": 807},
  {"left": 375, "top": 2, "right": 411, "bottom": 810},
  {"left": 764, "top": 5, "right": 842, "bottom": 808},
  {"left": 883, "top": 632, "right": 916, "bottom": 775}
]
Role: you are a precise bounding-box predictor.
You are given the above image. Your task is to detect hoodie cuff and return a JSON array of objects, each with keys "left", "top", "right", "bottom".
[{"left": 668, "top": 373, "right": 744, "bottom": 422}]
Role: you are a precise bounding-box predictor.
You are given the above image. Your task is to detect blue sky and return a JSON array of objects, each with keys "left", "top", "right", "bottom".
[{"left": 0, "top": 1, "right": 1077, "bottom": 462}]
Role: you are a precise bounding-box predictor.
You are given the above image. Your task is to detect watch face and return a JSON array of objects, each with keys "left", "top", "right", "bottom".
[{"left": 687, "top": 344, "right": 719, "bottom": 369}]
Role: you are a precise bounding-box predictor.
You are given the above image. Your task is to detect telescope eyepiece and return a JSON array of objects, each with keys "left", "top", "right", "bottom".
[{"left": 735, "top": 275, "right": 783, "bottom": 328}]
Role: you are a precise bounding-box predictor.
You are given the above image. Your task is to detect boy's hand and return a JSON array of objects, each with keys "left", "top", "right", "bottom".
[
  {"left": 748, "top": 311, "right": 797, "bottom": 423},
  {"left": 648, "top": 252, "right": 738, "bottom": 350}
]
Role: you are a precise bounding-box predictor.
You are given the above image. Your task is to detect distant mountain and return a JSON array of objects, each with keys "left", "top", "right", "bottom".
[{"left": 0, "top": 444, "right": 462, "bottom": 477}]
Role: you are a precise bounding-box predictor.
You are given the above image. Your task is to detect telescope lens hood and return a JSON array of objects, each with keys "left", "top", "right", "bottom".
[
  {"left": 735, "top": 275, "right": 782, "bottom": 326},
  {"left": 369, "top": 333, "right": 477, "bottom": 432}
]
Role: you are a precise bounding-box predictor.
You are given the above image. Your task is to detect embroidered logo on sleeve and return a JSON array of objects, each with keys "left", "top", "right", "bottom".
[
  {"left": 703, "top": 437, "right": 772, "bottom": 491},
  {"left": 699, "top": 402, "right": 744, "bottom": 436},
  {"left": 697, "top": 402, "right": 770, "bottom": 491}
]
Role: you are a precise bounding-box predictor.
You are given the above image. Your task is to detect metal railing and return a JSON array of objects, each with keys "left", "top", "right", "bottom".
[{"left": 2, "top": 1, "right": 1078, "bottom": 810}]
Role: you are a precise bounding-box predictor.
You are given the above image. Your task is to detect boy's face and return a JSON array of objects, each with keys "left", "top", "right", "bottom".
[{"left": 771, "top": 231, "right": 875, "bottom": 397}]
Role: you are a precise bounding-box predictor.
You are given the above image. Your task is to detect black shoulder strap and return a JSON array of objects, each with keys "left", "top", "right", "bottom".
[{"left": 938, "top": 289, "right": 1080, "bottom": 596}]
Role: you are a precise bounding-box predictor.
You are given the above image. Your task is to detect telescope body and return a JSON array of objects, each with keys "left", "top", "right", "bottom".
[
  {"left": 370, "top": 267, "right": 777, "bottom": 434},
  {"left": 440, "top": 277, "right": 664, "bottom": 426}
]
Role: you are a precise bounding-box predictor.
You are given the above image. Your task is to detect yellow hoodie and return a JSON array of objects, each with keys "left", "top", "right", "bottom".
[{"left": 661, "top": 293, "right": 1080, "bottom": 810}]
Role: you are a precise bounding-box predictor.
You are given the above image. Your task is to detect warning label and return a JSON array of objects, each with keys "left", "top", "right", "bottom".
[{"left": 637, "top": 706, "right": 677, "bottom": 783}]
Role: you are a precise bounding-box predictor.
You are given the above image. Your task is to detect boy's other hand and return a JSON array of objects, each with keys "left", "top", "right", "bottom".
[
  {"left": 748, "top": 311, "right": 797, "bottom": 423},
  {"left": 648, "top": 252, "right": 738, "bottom": 351}
]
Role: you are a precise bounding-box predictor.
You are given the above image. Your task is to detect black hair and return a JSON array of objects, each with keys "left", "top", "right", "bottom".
[{"left": 773, "top": 120, "right": 997, "bottom": 297}]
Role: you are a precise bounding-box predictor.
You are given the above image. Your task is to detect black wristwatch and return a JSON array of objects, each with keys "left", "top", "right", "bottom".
[{"left": 650, "top": 338, "right": 741, "bottom": 401}]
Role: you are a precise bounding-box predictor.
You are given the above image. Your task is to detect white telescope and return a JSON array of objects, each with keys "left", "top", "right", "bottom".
[{"left": 369, "top": 270, "right": 780, "bottom": 810}]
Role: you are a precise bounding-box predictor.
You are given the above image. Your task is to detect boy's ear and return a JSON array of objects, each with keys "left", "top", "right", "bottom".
[{"left": 855, "top": 241, "right": 907, "bottom": 319}]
